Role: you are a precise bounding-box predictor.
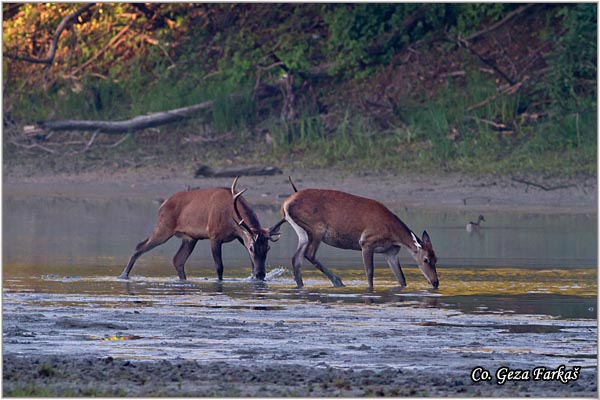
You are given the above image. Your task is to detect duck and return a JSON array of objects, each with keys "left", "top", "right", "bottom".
[{"left": 466, "top": 215, "right": 485, "bottom": 232}]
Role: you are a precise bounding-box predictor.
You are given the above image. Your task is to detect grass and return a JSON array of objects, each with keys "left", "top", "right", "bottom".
[{"left": 4, "top": 55, "right": 595, "bottom": 179}]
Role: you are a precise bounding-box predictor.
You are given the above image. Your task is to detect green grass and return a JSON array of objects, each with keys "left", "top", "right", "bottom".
[{"left": 4, "top": 49, "right": 595, "bottom": 178}]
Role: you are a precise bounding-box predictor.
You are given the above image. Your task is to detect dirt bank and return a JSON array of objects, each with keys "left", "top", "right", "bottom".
[{"left": 3, "top": 167, "right": 597, "bottom": 213}]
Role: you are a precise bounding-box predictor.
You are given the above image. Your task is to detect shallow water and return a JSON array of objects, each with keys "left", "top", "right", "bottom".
[{"left": 2, "top": 192, "right": 597, "bottom": 376}]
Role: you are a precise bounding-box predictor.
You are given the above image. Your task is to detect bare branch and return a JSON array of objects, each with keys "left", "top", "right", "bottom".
[
  {"left": 5, "top": 3, "right": 94, "bottom": 65},
  {"left": 466, "top": 77, "right": 528, "bottom": 112},
  {"left": 466, "top": 4, "right": 537, "bottom": 42},
  {"left": 37, "top": 83, "right": 277, "bottom": 134},
  {"left": 449, "top": 31, "right": 515, "bottom": 85},
  {"left": 39, "top": 100, "right": 215, "bottom": 133}
]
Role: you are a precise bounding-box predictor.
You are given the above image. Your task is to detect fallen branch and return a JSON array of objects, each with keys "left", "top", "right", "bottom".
[
  {"left": 466, "top": 116, "right": 512, "bottom": 131},
  {"left": 466, "top": 77, "right": 528, "bottom": 112},
  {"left": 37, "top": 84, "right": 278, "bottom": 134},
  {"left": 451, "top": 32, "right": 514, "bottom": 85},
  {"left": 511, "top": 177, "right": 575, "bottom": 192},
  {"left": 108, "top": 134, "right": 130, "bottom": 148},
  {"left": 39, "top": 100, "right": 215, "bottom": 133},
  {"left": 77, "top": 130, "right": 100, "bottom": 153},
  {"left": 466, "top": 4, "right": 537, "bottom": 42},
  {"left": 10, "top": 140, "right": 58, "bottom": 154},
  {"left": 194, "top": 165, "right": 283, "bottom": 178},
  {"left": 182, "top": 133, "right": 234, "bottom": 144},
  {"left": 5, "top": 3, "right": 94, "bottom": 65}
]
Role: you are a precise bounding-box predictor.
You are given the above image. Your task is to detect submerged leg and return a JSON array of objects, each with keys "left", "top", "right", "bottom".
[
  {"left": 210, "top": 240, "right": 224, "bottom": 280},
  {"left": 361, "top": 247, "right": 375, "bottom": 289},
  {"left": 291, "top": 240, "right": 308, "bottom": 288},
  {"left": 119, "top": 235, "right": 170, "bottom": 279},
  {"left": 286, "top": 216, "right": 310, "bottom": 288},
  {"left": 384, "top": 250, "right": 407, "bottom": 287},
  {"left": 304, "top": 239, "right": 344, "bottom": 288},
  {"left": 173, "top": 239, "right": 197, "bottom": 280}
]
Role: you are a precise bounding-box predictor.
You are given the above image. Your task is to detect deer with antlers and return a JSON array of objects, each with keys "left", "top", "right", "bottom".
[{"left": 119, "top": 177, "right": 286, "bottom": 281}]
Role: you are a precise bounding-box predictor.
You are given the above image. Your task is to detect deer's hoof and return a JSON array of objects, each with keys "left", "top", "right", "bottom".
[{"left": 117, "top": 274, "right": 129, "bottom": 280}]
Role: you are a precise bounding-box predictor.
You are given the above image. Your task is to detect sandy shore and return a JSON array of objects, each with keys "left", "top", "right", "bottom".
[{"left": 3, "top": 168, "right": 597, "bottom": 213}]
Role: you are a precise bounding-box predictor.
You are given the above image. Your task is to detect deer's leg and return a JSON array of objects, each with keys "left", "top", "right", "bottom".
[
  {"left": 384, "top": 249, "right": 406, "bottom": 287},
  {"left": 304, "top": 238, "right": 344, "bottom": 288},
  {"left": 291, "top": 240, "right": 308, "bottom": 288},
  {"left": 210, "top": 240, "right": 225, "bottom": 281},
  {"left": 286, "top": 217, "right": 310, "bottom": 288},
  {"left": 235, "top": 237, "right": 254, "bottom": 277},
  {"left": 361, "top": 246, "right": 375, "bottom": 289},
  {"left": 172, "top": 239, "right": 197, "bottom": 280},
  {"left": 119, "top": 234, "right": 171, "bottom": 279}
]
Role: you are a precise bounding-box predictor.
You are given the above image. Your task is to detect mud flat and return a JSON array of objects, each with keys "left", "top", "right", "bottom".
[
  {"left": 3, "top": 353, "right": 597, "bottom": 397},
  {"left": 3, "top": 272, "right": 597, "bottom": 397}
]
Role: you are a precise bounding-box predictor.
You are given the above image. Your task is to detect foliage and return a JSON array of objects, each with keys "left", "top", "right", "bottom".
[
  {"left": 2, "top": 3, "right": 597, "bottom": 176},
  {"left": 543, "top": 4, "right": 597, "bottom": 150}
]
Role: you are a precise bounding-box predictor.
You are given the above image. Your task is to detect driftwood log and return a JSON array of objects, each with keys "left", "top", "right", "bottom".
[
  {"left": 194, "top": 164, "right": 282, "bottom": 178},
  {"left": 36, "top": 84, "right": 281, "bottom": 134},
  {"left": 38, "top": 100, "right": 214, "bottom": 134}
]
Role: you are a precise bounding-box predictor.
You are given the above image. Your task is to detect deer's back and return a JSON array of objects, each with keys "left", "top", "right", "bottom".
[
  {"left": 158, "top": 188, "right": 241, "bottom": 239},
  {"left": 284, "top": 189, "right": 399, "bottom": 248}
]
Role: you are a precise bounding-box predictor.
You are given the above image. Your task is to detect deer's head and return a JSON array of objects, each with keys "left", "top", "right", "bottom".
[
  {"left": 231, "top": 177, "right": 285, "bottom": 280},
  {"left": 411, "top": 231, "right": 439, "bottom": 288}
]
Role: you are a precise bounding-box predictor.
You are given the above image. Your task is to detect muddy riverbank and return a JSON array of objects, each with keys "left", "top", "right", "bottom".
[{"left": 3, "top": 167, "right": 597, "bottom": 213}]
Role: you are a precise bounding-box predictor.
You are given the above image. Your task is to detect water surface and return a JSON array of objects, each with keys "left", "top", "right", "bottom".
[{"left": 3, "top": 192, "right": 597, "bottom": 375}]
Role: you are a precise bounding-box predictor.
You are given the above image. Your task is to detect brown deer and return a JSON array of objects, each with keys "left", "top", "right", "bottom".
[
  {"left": 281, "top": 178, "right": 438, "bottom": 289},
  {"left": 119, "top": 177, "right": 286, "bottom": 281}
]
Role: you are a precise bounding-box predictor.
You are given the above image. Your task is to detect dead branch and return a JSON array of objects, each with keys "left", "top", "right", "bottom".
[
  {"left": 10, "top": 140, "right": 58, "bottom": 154},
  {"left": 194, "top": 165, "right": 283, "bottom": 178},
  {"left": 466, "top": 4, "right": 537, "bottom": 42},
  {"left": 77, "top": 130, "right": 100, "bottom": 153},
  {"left": 451, "top": 32, "right": 514, "bottom": 85},
  {"left": 108, "top": 134, "right": 130, "bottom": 148},
  {"left": 182, "top": 133, "right": 234, "bottom": 144},
  {"left": 466, "top": 116, "right": 511, "bottom": 131},
  {"left": 466, "top": 76, "right": 528, "bottom": 112},
  {"left": 511, "top": 177, "right": 575, "bottom": 192},
  {"left": 5, "top": 3, "right": 94, "bottom": 65},
  {"left": 37, "top": 86, "right": 278, "bottom": 134},
  {"left": 70, "top": 22, "right": 132, "bottom": 76},
  {"left": 38, "top": 99, "right": 215, "bottom": 133}
]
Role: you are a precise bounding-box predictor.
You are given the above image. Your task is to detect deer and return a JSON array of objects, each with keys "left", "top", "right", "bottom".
[
  {"left": 281, "top": 177, "right": 439, "bottom": 290},
  {"left": 119, "top": 177, "right": 286, "bottom": 281}
]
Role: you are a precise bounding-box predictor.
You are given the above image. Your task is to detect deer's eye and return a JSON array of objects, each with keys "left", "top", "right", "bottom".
[
  {"left": 424, "top": 257, "right": 430, "bottom": 264},
  {"left": 249, "top": 244, "right": 254, "bottom": 252}
]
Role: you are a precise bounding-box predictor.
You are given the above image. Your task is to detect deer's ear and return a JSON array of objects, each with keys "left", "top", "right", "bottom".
[
  {"left": 411, "top": 232, "right": 422, "bottom": 249},
  {"left": 422, "top": 230, "right": 431, "bottom": 244},
  {"left": 269, "top": 233, "right": 281, "bottom": 242}
]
